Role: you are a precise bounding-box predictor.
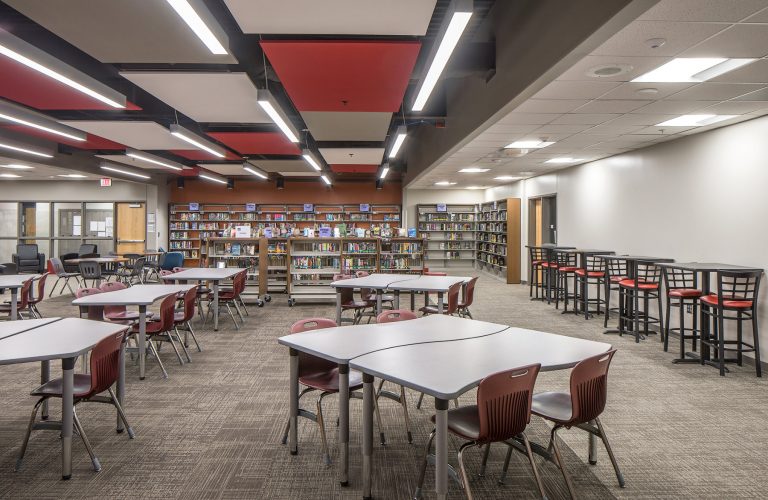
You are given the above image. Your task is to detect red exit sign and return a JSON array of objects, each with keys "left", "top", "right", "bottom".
[{"left": 100, "top": 178, "right": 112, "bottom": 187}]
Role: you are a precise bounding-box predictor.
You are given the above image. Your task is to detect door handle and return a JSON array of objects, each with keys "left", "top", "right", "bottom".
[{"left": 118, "top": 239, "right": 145, "bottom": 243}]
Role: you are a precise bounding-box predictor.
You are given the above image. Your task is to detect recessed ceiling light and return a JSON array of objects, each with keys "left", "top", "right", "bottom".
[
  {"left": 545, "top": 157, "right": 584, "bottom": 164},
  {"left": 243, "top": 162, "right": 268, "bottom": 179},
  {"left": 1, "top": 164, "right": 33, "bottom": 170},
  {"left": 301, "top": 149, "right": 322, "bottom": 171},
  {"left": 57, "top": 173, "right": 87, "bottom": 178},
  {"left": 586, "top": 64, "right": 633, "bottom": 78},
  {"left": 459, "top": 167, "right": 490, "bottom": 173},
  {"left": 656, "top": 115, "right": 736, "bottom": 127},
  {"left": 505, "top": 140, "right": 555, "bottom": 149},
  {"left": 164, "top": 0, "right": 228, "bottom": 55},
  {"left": 0, "top": 172, "right": 21, "bottom": 178},
  {"left": 379, "top": 165, "right": 389, "bottom": 180},
  {"left": 465, "top": 186, "right": 485, "bottom": 190},
  {"left": 519, "top": 171, "right": 534, "bottom": 175},
  {"left": 632, "top": 58, "right": 755, "bottom": 83},
  {"left": 494, "top": 176, "right": 520, "bottom": 181},
  {"left": 434, "top": 181, "right": 457, "bottom": 186},
  {"left": 636, "top": 87, "right": 659, "bottom": 95}
]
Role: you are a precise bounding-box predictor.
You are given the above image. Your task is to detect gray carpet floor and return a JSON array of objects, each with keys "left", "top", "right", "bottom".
[{"left": 0, "top": 272, "right": 766, "bottom": 499}]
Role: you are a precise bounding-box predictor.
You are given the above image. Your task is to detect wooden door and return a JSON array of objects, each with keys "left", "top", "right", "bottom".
[{"left": 116, "top": 203, "right": 146, "bottom": 255}]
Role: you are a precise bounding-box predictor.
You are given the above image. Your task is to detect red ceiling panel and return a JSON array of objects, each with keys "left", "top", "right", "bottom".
[
  {"left": 260, "top": 40, "right": 421, "bottom": 112},
  {"left": 169, "top": 149, "right": 242, "bottom": 161},
  {"left": 3, "top": 125, "right": 124, "bottom": 149},
  {"left": 206, "top": 132, "right": 300, "bottom": 155},
  {"left": 330, "top": 164, "right": 379, "bottom": 174},
  {"left": 0, "top": 58, "right": 141, "bottom": 110}
]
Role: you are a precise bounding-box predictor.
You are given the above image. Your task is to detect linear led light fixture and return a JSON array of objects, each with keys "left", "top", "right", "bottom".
[
  {"left": 435, "top": 181, "right": 456, "bottom": 186},
  {"left": 0, "top": 28, "right": 126, "bottom": 108},
  {"left": 656, "top": 114, "right": 736, "bottom": 127},
  {"left": 100, "top": 164, "right": 151, "bottom": 180},
  {"left": 301, "top": 149, "right": 322, "bottom": 171},
  {"left": 321, "top": 174, "right": 332, "bottom": 186},
  {"left": 412, "top": 0, "right": 473, "bottom": 111},
  {"left": 545, "top": 157, "right": 584, "bottom": 164},
  {"left": 632, "top": 58, "right": 756, "bottom": 83},
  {"left": 199, "top": 172, "right": 227, "bottom": 184},
  {"left": 0, "top": 136, "right": 54, "bottom": 158},
  {"left": 165, "top": 0, "right": 228, "bottom": 55},
  {"left": 379, "top": 163, "right": 390, "bottom": 180},
  {"left": 459, "top": 167, "right": 489, "bottom": 173},
  {"left": 243, "top": 161, "right": 268, "bottom": 179},
  {"left": 505, "top": 140, "right": 555, "bottom": 149},
  {"left": 125, "top": 148, "right": 183, "bottom": 171},
  {"left": 0, "top": 173, "right": 21, "bottom": 178},
  {"left": 494, "top": 176, "right": 520, "bottom": 181},
  {"left": 257, "top": 90, "right": 300, "bottom": 143},
  {"left": 0, "top": 99, "right": 86, "bottom": 141},
  {"left": 388, "top": 126, "right": 407, "bottom": 158},
  {"left": 169, "top": 124, "right": 226, "bottom": 158}
]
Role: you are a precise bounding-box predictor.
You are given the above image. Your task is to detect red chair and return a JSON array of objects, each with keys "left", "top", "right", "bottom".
[
  {"left": 530, "top": 349, "right": 624, "bottom": 497},
  {"left": 334, "top": 275, "right": 370, "bottom": 325},
  {"left": 457, "top": 277, "right": 478, "bottom": 318},
  {"left": 206, "top": 270, "right": 247, "bottom": 329},
  {"left": 415, "top": 364, "right": 546, "bottom": 499},
  {"left": 174, "top": 286, "right": 201, "bottom": 354},
  {"left": 419, "top": 281, "right": 461, "bottom": 316},
  {"left": 25, "top": 272, "right": 50, "bottom": 318},
  {"left": 281, "top": 318, "right": 382, "bottom": 464},
  {"left": 15, "top": 329, "right": 133, "bottom": 473},
  {"left": 99, "top": 281, "right": 152, "bottom": 324},
  {"left": 376, "top": 309, "right": 417, "bottom": 323},
  {"left": 0, "top": 278, "right": 33, "bottom": 320},
  {"left": 131, "top": 294, "right": 187, "bottom": 378}
]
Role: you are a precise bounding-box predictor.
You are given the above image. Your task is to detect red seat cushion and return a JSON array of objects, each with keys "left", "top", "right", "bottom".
[
  {"left": 531, "top": 260, "right": 544, "bottom": 266},
  {"left": 575, "top": 269, "right": 604, "bottom": 277},
  {"left": 540, "top": 262, "right": 558, "bottom": 269},
  {"left": 610, "top": 275, "right": 628, "bottom": 283},
  {"left": 558, "top": 266, "right": 578, "bottom": 273},
  {"left": 668, "top": 288, "right": 702, "bottom": 298},
  {"left": 700, "top": 294, "right": 753, "bottom": 309},
  {"left": 430, "top": 405, "right": 480, "bottom": 441},
  {"left": 300, "top": 368, "right": 363, "bottom": 392},
  {"left": 31, "top": 374, "right": 92, "bottom": 398},
  {"left": 619, "top": 279, "right": 659, "bottom": 290},
  {"left": 531, "top": 391, "right": 573, "bottom": 425}
]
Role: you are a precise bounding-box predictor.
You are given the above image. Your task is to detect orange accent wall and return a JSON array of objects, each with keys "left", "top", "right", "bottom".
[{"left": 169, "top": 179, "right": 402, "bottom": 204}]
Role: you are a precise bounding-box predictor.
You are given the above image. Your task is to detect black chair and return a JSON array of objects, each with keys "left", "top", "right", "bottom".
[
  {"left": 79, "top": 261, "right": 102, "bottom": 288},
  {"left": 61, "top": 244, "right": 99, "bottom": 272},
  {"left": 12, "top": 244, "right": 45, "bottom": 273},
  {"left": 118, "top": 256, "right": 146, "bottom": 285},
  {"left": 662, "top": 267, "right": 702, "bottom": 359}
]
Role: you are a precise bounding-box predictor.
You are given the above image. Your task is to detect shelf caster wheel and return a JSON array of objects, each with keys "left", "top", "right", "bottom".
[
  {"left": 288, "top": 299, "right": 295, "bottom": 307},
  {"left": 257, "top": 300, "right": 264, "bottom": 307},
  {"left": 265, "top": 295, "right": 272, "bottom": 302}
]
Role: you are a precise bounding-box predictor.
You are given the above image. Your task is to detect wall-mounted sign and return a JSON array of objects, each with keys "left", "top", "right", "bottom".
[
  {"left": 303, "top": 203, "right": 314, "bottom": 212},
  {"left": 319, "top": 227, "right": 332, "bottom": 237},
  {"left": 436, "top": 203, "right": 447, "bottom": 212},
  {"left": 189, "top": 202, "right": 199, "bottom": 211},
  {"left": 359, "top": 203, "right": 370, "bottom": 212},
  {"left": 99, "top": 178, "right": 111, "bottom": 187},
  {"left": 234, "top": 225, "right": 251, "bottom": 238},
  {"left": 245, "top": 203, "right": 256, "bottom": 212}
]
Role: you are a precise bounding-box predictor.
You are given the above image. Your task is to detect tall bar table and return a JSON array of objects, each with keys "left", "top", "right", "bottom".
[{"left": 526, "top": 244, "right": 575, "bottom": 304}]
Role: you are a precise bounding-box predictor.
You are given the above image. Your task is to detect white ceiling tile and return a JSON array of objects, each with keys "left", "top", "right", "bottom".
[
  {"left": 699, "top": 100, "right": 768, "bottom": 114},
  {"left": 246, "top": 160, "right": 311, "bottom": 173},
  {"left": 279, "top": 171, "right": 321, "bottom": 177},
  {"left": 599, "top": 82, "right": 697, "bottom": 100},
  {"left": 498, "top": 113, "right": 561, "bottom": 125},
  {"left": 0, "top": 155, "right": 93, "bottom": 180},
  {"left": 710, "top": 59, "right": 768, "bottom": 84},
  {"left": 533, "top": 123, "right": 595, "bottom": 134},
  {"left": 734, "top": 87, "right": 768, "bottom": 101},
  {"left": 484, "top": 124, "right": 541, "bottom": 134},
  {"left": 635, "top": 125, "right": 693, "bottom": 134},
  {"left": 607, "top": 113, "right": 679, "bottom": 126},
  {"left": 583, "top": 123, "right": 647, "bottom": 135},
  {"left": 556, "top": 55, "right": 673, "bottom": 82},
  {"left": 198, "top": 164, "right": 248, "bottom": 176},
  {"left": 301, "top": 111, "right": 392, "bottom": 141},
  {"left": 533, "top": 81, "right": 621, "bottom": 100},
  {"left": 59, "top": 121, "right": 189, "bottom": 149},
  {"left": 682, "top": 25, "right": 768, "bottom": 58},
  {"left": 638, "top": 0, "right": 768, "bottom": 22},
  {"left": 572, "top": 100, "right": 652, "bottom": 113},
  {"left": 666, "top": 83, "right": 766, "bottom": 101},
  {"left": 120, "top": 72, "right": 270, "bottom": 123},
  {"left": 744, "top": 7, "right": 768, "bottom": 23},
  {"left": 550, "top": 113, "right": 621, "bottom": 125},
  {"left": 632, "top": 100, "right": 717, "bottom": 114},
  {"left": 224, "top": 0, "right": 436, "bottom": 35},
  {"left": 592, "top": 21, "right": 727, "bottom": 57},
  {"left": 97, "top": 154, "right": 189, "bottom": 171},
  {"left": 513, "top": 99, "right": 589, "bottom": 113},
  {"left": 319, "top": 148, "right": 385, "bottom": 165}
]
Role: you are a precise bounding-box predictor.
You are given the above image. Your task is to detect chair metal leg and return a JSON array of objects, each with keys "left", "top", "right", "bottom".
[
  {"left": 550, "top": 426, "right": 576, "bottom": 500},
  {"left": 457, "top": 441, "right": 476, "bottom": 500},
  {"left": 107, "top": 388, "right": 135, "bottom": 439},
  {"left": 174, "top": 327, "right": 192, "bottom": 363},
  {"left": 316, "top": 392, "right": 332, "bottom": 466},
  {"left": 416, "top": 392, "right": 425, "bottom": 409},
  {"left": 164, "top": 332, "right": 185, "bottom": 365},
  {"left": 479, "top": 443, "right": 491, "bottom": 477},
  {"left": 15, "top": 397, "right": 45, "bottom": 471},
  {"left": 399, "top": 385, "right": 413, "bottom": 443},
  {"left": 232, "top": 299, "right": 245, "bottom": 322},
  {"left": 521, "top": 432, "right": 547, "bottom": 499},
  {"left": 49, "top": 277, "right": 61, "bottom": 297},
  {"left": 73, "top": 410, "right": 101, "bottom": 472},
  {"left": 239, "top": 297, "right": 249, "bottom": 315},
  {"left": 414, "top": 429, "right": 435, "bottom": 499},
  {"left": 595, "top": 417, "right": 625, "bottom": 487},
  {"left": 499, "top": 443, "right": 513, "bottom": 484},
  {"left": 186, "top": 321, "right": 202, "bottom": 352},
  {"left": 146, "top": 338, "right": 168, "bottom": 378}
]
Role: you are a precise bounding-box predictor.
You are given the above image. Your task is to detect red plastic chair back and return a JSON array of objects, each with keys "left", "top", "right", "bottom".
[
  {"left": 377, "top": 309, "right": 417, "bottom": 323},
  {"left": 460, "top": 277, "right": 478, "bottom": 307},
  {"left": 155, "top": 294, "right": 177, "bottom": 331},
  {"left": 569, "top": 349, "right": 617, "bottom": 424},
  {"left": 98, "top": 281, "right": 128, "bottom": 315},
  {"left": 76, "top": 287, "right": 102, "bottom": 298},
  {"left": 444, "top": 281, "right": 461, "bottom": 315},
  {"left": 29, "top": 273, "right": 49, "bottom": 305},
  {"left": 356, "top": 270, "right": 370, "bottom": 278},
  {"left": 87, "top": 330, "right": 126, "bottom": 396},
  {"left": 159, "top": 269, "right": 174, "bottom": 277},
  {"left": 477, "top": 363, "right": 541, "bottom": 443},
  {"left": 424, "top": 271, "right": 447, "bottom": 276},
  {"left": 46, "top": 259, "right": 55, "bottom": 274},
  {"left": 179, "top": 286, "right": 197, "bottom": 322},
  {"left": 15, "top": 279, "right": 33, "bottom": 309},
  {"left": 290, "top": 318, "right": 338, "bottom": 377}
]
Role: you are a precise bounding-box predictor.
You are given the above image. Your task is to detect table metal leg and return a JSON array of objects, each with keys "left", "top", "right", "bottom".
[
  {"left": 116, "top": 340, "right": 126, "bottom": 432},
  {"left": 339, "top": 364, "right": 350, "bottom": 486},
  {"left": 289, "top": 349, "right": 299, "bottom": 455},
  {"left": 139, "top": 306, "right": 147, "bottom": 380},
  {"left": 61, "top": 357, "right": 75, "bottom": 480},
  {"left": 363, "top": 373, "right": 374, "bottom": 499},
  {"left": 376, "top": 290, "right": 382, "bottom": 318},
  {"left": 41, "top": 360, "right": 50, "bottom": 419},
  {"left": 10, "top": 288, "right": 17, "bottom": 320},
  {"left": 435, "top": 398, "right": 449, "bottom": 499},
  {"left": 394, "top": 290, "right": 400, "bottom": 309},
  {"left": 335, "top": 290, "right": 342, "bottom": 325},
  {"left": 438, "top": 292, "right": 444, "bottom": 314},
  {"left": 410, "top": 291, "right": 415, "bottom": 311},
  {"left": 213, "top": 281, "right": 220, "bottom": 331}
]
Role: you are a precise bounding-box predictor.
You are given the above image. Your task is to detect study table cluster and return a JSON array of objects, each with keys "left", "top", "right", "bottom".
[{"left": 527, "top": 244, "right": 763, "bottom": 377}]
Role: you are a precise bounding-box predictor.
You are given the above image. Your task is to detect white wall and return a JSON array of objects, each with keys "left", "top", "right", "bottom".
[{"left": 496, "top": 114, "right": 768, "bottom": 363}]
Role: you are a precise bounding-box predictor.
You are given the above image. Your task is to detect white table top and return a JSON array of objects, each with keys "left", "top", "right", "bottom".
[
  {"left": 387, "top": 275, "right": 472, "bottom": 292},
  {"left": 330, "top": 273, "right": 413, "bottom": 290},
  {"left": 278, "top": 315, "right": 508, "bottom": 364},
  {"left": 0, "top": 318, "right": 129, "bottom": 365},
  {"left": 161, "top": 268, "right": 242, "bottom": 281},
  {"left": 71, "top": 284, "right": 195, "bottom": 306},
  {"left": 0, "top": 317, "right": 61, "bottom": 341},
  {"left": 350, "top": 328, "right": 612, "bottom": 400},
  {"left": 0, "top": 274, "right": 37, "bottom": 288}
]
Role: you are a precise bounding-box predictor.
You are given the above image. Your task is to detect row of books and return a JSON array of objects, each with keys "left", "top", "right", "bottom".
[
  {"left": 344, "top": 242, "right": 377, "bottom": 253},
  {"left": 477, "top": 223, "right": 507, "bottom": 233},
  {"left": 170, "top": 241, "right": 196, "bottom": 249},
  {"left": 420, "top": 213, "right": 475, "bottom": 222},
  {"left": 291, "top": 256, "right": 341, "bottom": 269},
  {"left": 211, "top": 243, "right": 258, "bottom": 256},
  {"left": 292, "top": 242, "right": 340, "bottom": 252},
  {"left": 173, "top": 212, "right": 201, "bottom": 221},
  {"left": 478, "top": 243, "right": 505, "bottom": 255},
  {"left": 387, "top": 242, "right": 422, "bottom": 254},
  {"left": 478, "top": 254, "right": 506, "bottom": 267},
  {"left": 380, "top": 256, "right": 422, "bottom": 269},
  {"left": 437, "top": 242, "right": 474, "bottom": 250},
  {"left": 478, "top": 234, "right": 507, "bottom": 244},
  {"left": 342, "top": 258, "right": 376, "bottom": 270},
  {"left": 419, "top": 223, "right": 474, "bottom": 231}
]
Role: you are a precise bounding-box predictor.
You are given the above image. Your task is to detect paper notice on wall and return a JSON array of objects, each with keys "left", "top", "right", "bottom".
[
  {"left": 97, "top": 221, "right": 106, "bottom": 232},
  {"left": 90, "top": 221, "right": 98, "bottom": 231},
  {"left": 105, "top": 217, "right": 113, "bottom": 228},
  {"left": 98, "top": 231, "right": 106, "bottom": 237},
  {"left": 73, "top": 225, "right": 81, "bottom": 236},
  {"left": 73, "top": 215, "right": 81, "bottom": 226}
]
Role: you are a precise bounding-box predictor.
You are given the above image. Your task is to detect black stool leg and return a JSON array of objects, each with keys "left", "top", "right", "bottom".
[{"left": 752, "top": 312, "right": 761, "bottom": 377}]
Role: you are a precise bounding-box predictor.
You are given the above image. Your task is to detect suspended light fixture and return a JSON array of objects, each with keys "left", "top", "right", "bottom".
[{"left": 169, "top": 124, "right": 226, "bottom": 158}]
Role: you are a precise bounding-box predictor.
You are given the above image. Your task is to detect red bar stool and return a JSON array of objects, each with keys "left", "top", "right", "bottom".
[
  {"left": 528, "top": 247, "right": 546, "bottom": 300},
  {"left": 699, "top": 270, "right": 762, "bottom": 377},
  {"left": 662, "top": 267, "right": 701, "bottom": 359},
  {"left": 553, "top": 250, "right": 579, "bottom": 312},
  {"left": 619, "top": 262, "right": 664, "bottom": 343},
  {"left": 575, "top": 255, "right": 607, "bottom": 320},
  {"left": 603, "top": 258, "right": 629, "bottom": 329}
]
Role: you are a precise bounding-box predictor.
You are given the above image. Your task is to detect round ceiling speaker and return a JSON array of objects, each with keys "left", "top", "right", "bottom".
[{"left": 586, "top": 64, "right": 634, "bottom": 78}]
